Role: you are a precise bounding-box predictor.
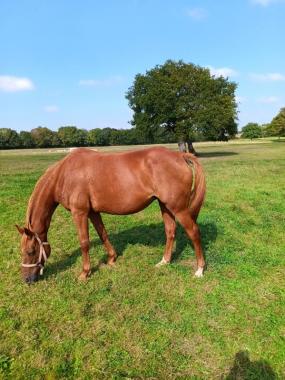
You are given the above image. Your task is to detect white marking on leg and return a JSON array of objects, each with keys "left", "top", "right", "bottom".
[
  {"left": 194, "top": 267, "right": 204, "bottom": 277},
  {"left": 155, "top": 257, "right": 169, "bottom": 267}
]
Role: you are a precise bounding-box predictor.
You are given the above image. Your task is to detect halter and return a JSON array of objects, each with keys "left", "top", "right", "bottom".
[{"left": 21, "top": 233, "right": 49, "bottom": 275}]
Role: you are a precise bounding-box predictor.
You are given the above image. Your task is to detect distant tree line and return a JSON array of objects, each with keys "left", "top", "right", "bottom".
[
  {"left": 0, "top": 125, "right": 177, "bottom": 150},
  {"left": 1, "top": 59, "right": 284, "bottom": 150},
  {"left": 2, "top": 59, "right": 240, "bottom": 151},
  {"left": 1, "top": 106, "right": 284, "bottom": 149},
  {"left": 241, "top": 108, "right": 285, "bottom": 140}
]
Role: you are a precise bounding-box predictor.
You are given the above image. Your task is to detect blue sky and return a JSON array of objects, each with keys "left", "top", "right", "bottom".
[{"left": 0, "top": 0, "right": 284, "bottom": 132}]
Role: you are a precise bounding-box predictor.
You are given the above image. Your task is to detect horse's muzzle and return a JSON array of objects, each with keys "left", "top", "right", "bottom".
[{"left": 25, "top": 274, "right": 39, "bottom": 284}]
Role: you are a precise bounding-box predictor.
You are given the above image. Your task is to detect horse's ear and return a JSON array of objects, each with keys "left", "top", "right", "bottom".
[
  {"left": 15, "top": 224, "right": 25, "bottom": 235},
  {"left": 15, "top": 225, "right": 34, "bottom": 238},
  {"left": 23, "top": 227, "right": 34, "bottom": 238}
]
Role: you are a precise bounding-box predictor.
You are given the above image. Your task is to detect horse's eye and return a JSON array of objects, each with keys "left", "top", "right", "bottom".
[{"left": 27, "top": 250, "right": 35, "bottom": 256}]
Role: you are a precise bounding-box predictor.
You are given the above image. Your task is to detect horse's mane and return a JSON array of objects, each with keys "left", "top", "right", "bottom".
[{"left": 26, "top": 155, "right": 69, "bottom": 228}]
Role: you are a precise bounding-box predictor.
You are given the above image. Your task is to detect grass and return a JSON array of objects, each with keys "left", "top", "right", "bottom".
[{"left": 0, "top": 140, "right": 285, "bottom": 379}]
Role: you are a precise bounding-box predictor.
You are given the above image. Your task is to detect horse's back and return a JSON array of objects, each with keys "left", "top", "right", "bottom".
[{"left": 52, "top": 147, "right": 193, "bottom": 214}]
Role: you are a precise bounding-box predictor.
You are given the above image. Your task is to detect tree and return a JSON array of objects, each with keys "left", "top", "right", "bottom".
[
  {"left": 0, "top": 128, "right": 20, "bottom": 149},
  {"left": 269, "top": 107, "right": 285, "bottom": 137},
  {"left": 87, "top": 128, "right": 113, "bottom": 146},
  {"left": 58, "top": 126, "right": 87, "bottom": 147},
  {"left": 0, "top": 128, "right": 20, "bottom": 148},
  {"left": 76, "top": 128, "right": 88, "bottom": 146},
  {"left": 31, "top": 127, "right": 54, "bottom": 148},
  {"left": 88, "top": 128, "right": 101, "bottom": 146},
  {"left": 51, "top": 132, "right": 61, "bottom": 147},
  {"left": 261, "top": 123, "right": 271, "bottom": 137},
  {"left": 121, "top": 128, "right": 140, "bottom": 145},
  {"left": 126, "top": 59, "right": 238, "bottom": 153},
  {"left": 19, "top": 131, "right": 35, "bottom": 148},
  {"left": 241, "top": 123, "right": 262, "bottom": 139}
]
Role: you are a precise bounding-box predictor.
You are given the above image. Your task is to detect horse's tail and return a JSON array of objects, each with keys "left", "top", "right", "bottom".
[{"left": 183, "top": 153, "right": 206, "bottom": 221}]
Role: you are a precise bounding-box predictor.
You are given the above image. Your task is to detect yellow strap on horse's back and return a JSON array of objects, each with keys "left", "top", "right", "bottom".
[{"left": 185, "top": 158, "right": 195, "bottom": 192}]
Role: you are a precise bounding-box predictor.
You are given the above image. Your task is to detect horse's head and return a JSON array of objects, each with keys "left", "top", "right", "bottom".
[{"left": 16, "top": 225, "right": 51, "bottom": 284}]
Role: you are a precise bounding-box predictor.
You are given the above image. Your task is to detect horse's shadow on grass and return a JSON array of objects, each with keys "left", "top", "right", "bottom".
[
  {"left": 223, "top": 351, "right": 277, "bottom": 379},
  {"left": 198, "top": 151, "right": 238, "bottom": 158},
  {"left": 46, "top": 221, "right": 217, "bottom": 278}
]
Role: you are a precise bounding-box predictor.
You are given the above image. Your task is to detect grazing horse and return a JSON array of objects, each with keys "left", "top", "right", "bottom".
[{"left": 16, "top": 147, "right": 206, "bottom": 284}]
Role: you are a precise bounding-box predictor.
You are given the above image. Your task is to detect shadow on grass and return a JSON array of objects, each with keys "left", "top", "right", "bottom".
[
  {"left": 45, "top": 221, "right": 217, "bottom": 278},
  {"left": 224, "top": 351, "right": 276, "bottom": 380},
  {"left": 198, "top": 151, "right": 238, "bottom": 158},
  {"left": 271, "top": 139, "right": 285, "bottom": 143}
]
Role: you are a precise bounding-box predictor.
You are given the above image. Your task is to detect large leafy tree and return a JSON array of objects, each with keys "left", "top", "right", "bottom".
[
  {"left": 241, "top": 123, "right": 262, "bottom": 139},
  {"left": 126, "top": 60, "right": 238, "bottom": 153}
]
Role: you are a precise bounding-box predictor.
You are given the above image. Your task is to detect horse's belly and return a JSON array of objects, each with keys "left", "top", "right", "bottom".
[{"left": 90, "top": 187, "right": 154, "bottom": 215}]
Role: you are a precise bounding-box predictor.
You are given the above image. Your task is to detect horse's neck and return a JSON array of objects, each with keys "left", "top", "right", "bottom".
[{"left": 26, "top": 175, "right": 57, "bottom": 240}]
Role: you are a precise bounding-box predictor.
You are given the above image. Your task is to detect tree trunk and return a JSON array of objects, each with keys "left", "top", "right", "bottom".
[
  {"left": 178, "top": 141, "right": 187, "bottom": 152},
  {"left": 178, "top": 140, "right": 197, "bottom": 155},
  {"left": 178, "top": 140, "right": 197, "bottom": 156},
  {"left": 186, "top": 139, "right": 197, "bottom": 155}
]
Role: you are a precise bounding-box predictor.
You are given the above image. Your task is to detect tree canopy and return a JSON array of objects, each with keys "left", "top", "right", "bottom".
[
  {"left": 31, "top": 127, "right": 55, "bottom": 148},
  {"left": 0, "top": 128, "right": 20, "bottom": 149},
  {"left": 58, "top": 126, "right": 88, "bottom": 147},
  {"left": 241, "top": 123, "right": 262, "bottom": 139},
  {"left": 268, "top": 108, "right": 285, "bottom": 137},
  {"left": 19, "top": 131, "right": 35, "bottom": 148},
  {"left": 126, "top": 60, "right": 238, "bottom": 145}
]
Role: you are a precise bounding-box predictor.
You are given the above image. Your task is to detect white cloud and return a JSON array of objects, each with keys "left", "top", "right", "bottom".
[
  {"left": 0, "top": 75, "right": 34, "bottom": 92},
  {"left": 186, "top": 7, "right": 207, "bottom": 20},
  {"left": 44, "top": 105, "right": 59, "bottom": 113},
  {"left": 258, "top": 96, "right": 279, "bottom": 103},
  {"left": 79, "top": 76, "right": 123, "bottom": 87},
  {"left": 250, "top": 72, "right": 285, "bottom": 81},
  {"left": 208, "top": 66, "right": 238, "bottom": 78},
  {"left": 251, "top": 0, "right": 284, "bottom": 6}
]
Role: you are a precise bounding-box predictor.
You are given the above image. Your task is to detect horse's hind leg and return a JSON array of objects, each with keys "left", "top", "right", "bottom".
[
  {"left": 89, "top": 211, "right": 117, "bottom": 265},
  {"left": 176, "top": 209, "right": 205, "bottom": 277},
  {"left": 72, "top": 210, "right": 91, "bottom": 280},
  {"left": 156, "top": 202, "right": 176, "bottom": 267}
]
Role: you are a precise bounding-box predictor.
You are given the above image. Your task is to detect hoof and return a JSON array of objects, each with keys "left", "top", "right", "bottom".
[
  {"left": 78, "top": 270, "right": 91, "bottom": 281},
  {"left": 155, "top": 257, "right": 169, "bottom": 268},
  {"left": 194, "top": 267, "right": 204, "bottom": 278}
]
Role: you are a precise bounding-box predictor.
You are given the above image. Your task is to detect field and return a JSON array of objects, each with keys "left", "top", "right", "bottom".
[{"left": 0, "top": 140, "right": 285, "bottom": 379}]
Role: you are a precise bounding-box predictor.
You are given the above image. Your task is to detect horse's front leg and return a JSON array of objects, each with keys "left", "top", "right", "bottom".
[{"left": 72, "top": 210, "right": 91, "bottom": 280}]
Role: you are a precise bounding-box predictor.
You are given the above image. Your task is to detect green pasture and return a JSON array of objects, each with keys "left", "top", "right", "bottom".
[{"left": 0, "top": 140, "right": 285, "bottom": 379}]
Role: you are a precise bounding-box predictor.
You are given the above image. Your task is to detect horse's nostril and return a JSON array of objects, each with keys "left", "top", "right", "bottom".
[
  {"left": 25, "top": 274, "right": 38, "bottom": 284},
  {"left": 31, "top": 274, "right": 39, "bottom": 282}
]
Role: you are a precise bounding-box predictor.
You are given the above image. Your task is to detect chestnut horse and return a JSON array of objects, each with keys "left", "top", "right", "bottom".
[{"left": 16, "top": 147, "right": 206, "bottom": 284}]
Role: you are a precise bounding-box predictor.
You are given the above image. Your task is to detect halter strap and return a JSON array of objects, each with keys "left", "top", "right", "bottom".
[{"left": 21, "top": 233, "right": 49, "bottom": 275}]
